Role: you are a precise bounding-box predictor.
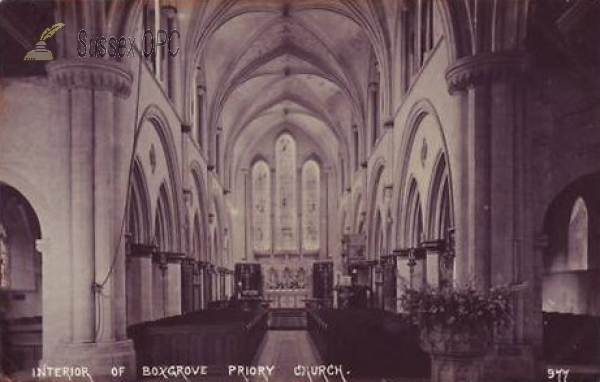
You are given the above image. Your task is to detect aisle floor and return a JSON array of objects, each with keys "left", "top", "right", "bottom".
[{"left": 246, "top": 330, "right": 429, "bottom": 382}]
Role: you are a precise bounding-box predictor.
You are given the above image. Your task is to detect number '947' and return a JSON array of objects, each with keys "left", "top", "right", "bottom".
[{"left": 548, "top": 368, "right": 569, "bottom": 382}]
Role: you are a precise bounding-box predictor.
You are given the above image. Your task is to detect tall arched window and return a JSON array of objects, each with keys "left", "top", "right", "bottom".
[
  {"left": 252, "top": 161, "right": 271, "bottom": 252},
  {"left": 302, "top": 160, "right": 320, "bottom": 251},
  {"left": 275, "top": 134, "right": 298, "bottom": 251},
  {"left": 568, "top": 197, "right": 588, "bottom": 270}
]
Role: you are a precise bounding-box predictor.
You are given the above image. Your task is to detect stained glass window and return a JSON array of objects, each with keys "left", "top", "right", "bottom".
[
  {"left": 275, "top": 134, "right": 297, "bottom": 251},
  {"left": 302, "top": 160, "right": 320, "bottom": 251},
  {"left": 252, "top": 161, "right": 271, "bottom": 252}
]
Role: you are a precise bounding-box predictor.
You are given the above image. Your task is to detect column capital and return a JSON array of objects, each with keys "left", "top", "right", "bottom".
[
  {"left": 47, "top": 59, "right": 133, "bottom": 97},
  {"left": 166, "top": 252, "right": 185, "bottom": 264},
  {"left": 445, "top": 52, "right": 529, "bottom": 94}
]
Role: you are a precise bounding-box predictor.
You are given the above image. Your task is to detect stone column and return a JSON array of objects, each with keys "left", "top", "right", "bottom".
[
  {"left": 447, "top": 52, "right": 529, "bottom": 289},
  {"left": 166, "top": 253, "right": 183, "bottom": 316},
  {"left": 46, "top": 59, "right": 135, "bottom": 380},
  {"left": 127, "top": 245, "right": 154, "bottom": 325},
  {"left": 446, "top": 52, "right": 534, "bottom": 381},
  {"left": 198, "top": 262, "right": 206, "bottom": 309}
]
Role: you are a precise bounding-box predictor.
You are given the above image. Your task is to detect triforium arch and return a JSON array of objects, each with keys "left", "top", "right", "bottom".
[
  {"left": 154, "top": 182, "right": 175, "bottom": 252},
  {"left": 136, "top": 106, "right": 184, "bottom": 252},
  {"left": 393, "top": 99, "right": 451, "bottom": 249},
  {"left": 426, "top": 152, "right": 454, "bottom": 241},
  {"left": 128, "top": 158, "right": 152, "bottom": 245},
  {"left": 403, "top": 177, "right": 424, "bottom": 248}
]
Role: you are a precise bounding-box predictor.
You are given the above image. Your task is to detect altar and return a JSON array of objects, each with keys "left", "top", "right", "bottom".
[
  {"left": 261, "top": 259, "right": 311, "bottom": 309},
  {"left": 264, "top": 289, "right": 308, "bottom": 309}
]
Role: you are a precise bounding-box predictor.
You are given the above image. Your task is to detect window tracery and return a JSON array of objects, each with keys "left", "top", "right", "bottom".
[
  {"left": 302, "top": 160, "right": 320, "bottom": 251},
  {"left": 275, "top": 134, "right": 298, "bottom": 251},
  {"left": 252, "top": 161, "right": 271, "bottom": 252}
]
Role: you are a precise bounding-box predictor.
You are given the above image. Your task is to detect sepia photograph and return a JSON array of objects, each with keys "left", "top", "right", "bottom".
[{"left": 0, "top": 0, "right": 599, "bottom": 381}]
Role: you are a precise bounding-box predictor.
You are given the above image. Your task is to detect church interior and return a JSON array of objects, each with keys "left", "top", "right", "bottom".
[{"left": 1, "top": 0, "right": 600, "bottom": 381}]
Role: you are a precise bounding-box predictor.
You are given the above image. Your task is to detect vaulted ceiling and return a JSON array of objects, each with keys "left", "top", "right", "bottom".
[{"left": 179, "top": 0, "right": 394, "bottom": 180}]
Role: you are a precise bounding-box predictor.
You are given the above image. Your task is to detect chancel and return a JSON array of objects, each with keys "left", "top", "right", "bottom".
[{"left": 1, "top": 0, "right": 600, "bottom": 381}]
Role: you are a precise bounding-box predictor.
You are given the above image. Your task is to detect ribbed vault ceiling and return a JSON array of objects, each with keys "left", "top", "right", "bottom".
[{"left": 181, "top": 0, "right": 388, "bottom": 176}]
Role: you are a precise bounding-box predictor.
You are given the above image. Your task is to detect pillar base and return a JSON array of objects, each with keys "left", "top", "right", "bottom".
[{"left": 42, "top": 340, "right": 136, "bottom": 381}]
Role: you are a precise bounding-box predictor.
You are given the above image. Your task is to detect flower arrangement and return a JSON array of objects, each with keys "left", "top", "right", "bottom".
[{"left": 399, "top": 285, "right": 512, "bottom": 332}]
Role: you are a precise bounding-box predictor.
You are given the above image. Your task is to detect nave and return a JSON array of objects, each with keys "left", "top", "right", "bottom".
[{"left": 1, "top": 0, "right": 600, "bottom": 381}]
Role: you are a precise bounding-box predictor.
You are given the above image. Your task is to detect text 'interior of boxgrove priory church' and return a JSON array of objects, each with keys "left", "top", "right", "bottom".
[{"left": 1, "top": 0, "right": 600, "bottom": 381}]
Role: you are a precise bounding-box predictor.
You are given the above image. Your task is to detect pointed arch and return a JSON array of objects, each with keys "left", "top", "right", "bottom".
[
  {"left": 405, "top": 178, "right": 424, "bottom": 248},
  {"left": 427, "top": 153, "right": 454, "bottom": 240},
  {"left": 154, "top": 183, "right": 174, "bottom": 251},
  {"left": 568, "top": 197, "right": 588, "bottom": 271},
  {"left": 128, "top": 158, "right": 151, "bottom": 245},
  {"left": 136, "top": 105, "right": 184, "bottom": 251}
]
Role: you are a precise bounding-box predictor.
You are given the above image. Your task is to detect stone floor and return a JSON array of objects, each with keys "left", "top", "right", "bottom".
[{"left": 247, "top": 330, "right": 429, "bottom": 382}]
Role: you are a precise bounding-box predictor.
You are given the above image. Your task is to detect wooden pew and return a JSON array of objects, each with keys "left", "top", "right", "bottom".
[{"left": 128, "top": 307, "right": 268, "bottom": 376}]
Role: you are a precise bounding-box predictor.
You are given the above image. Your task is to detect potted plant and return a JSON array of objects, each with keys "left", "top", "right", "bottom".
[{"left": 399, "top": 285, "right": 512, "bottom": 382}]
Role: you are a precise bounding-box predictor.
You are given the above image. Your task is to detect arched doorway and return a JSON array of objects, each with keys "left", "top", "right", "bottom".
[{"left": 0, "top": 183, "right": 42, "bottom": 374}]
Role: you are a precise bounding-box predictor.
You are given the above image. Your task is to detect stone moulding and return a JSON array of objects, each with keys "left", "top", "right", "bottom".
[
  {"left": 445, "top": 52, "right": 529, "bottom": 94},
  {"left": 47, "top": 59, "right": 133, "bottom": 97}
]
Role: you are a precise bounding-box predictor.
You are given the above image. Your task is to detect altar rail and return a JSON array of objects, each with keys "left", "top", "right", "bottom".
[
  {"left": 307, "top": 308, "right": 429, "bottom": 378},
  {"left": 128, "top": 307, "right": 268, "bottom": 376}
]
